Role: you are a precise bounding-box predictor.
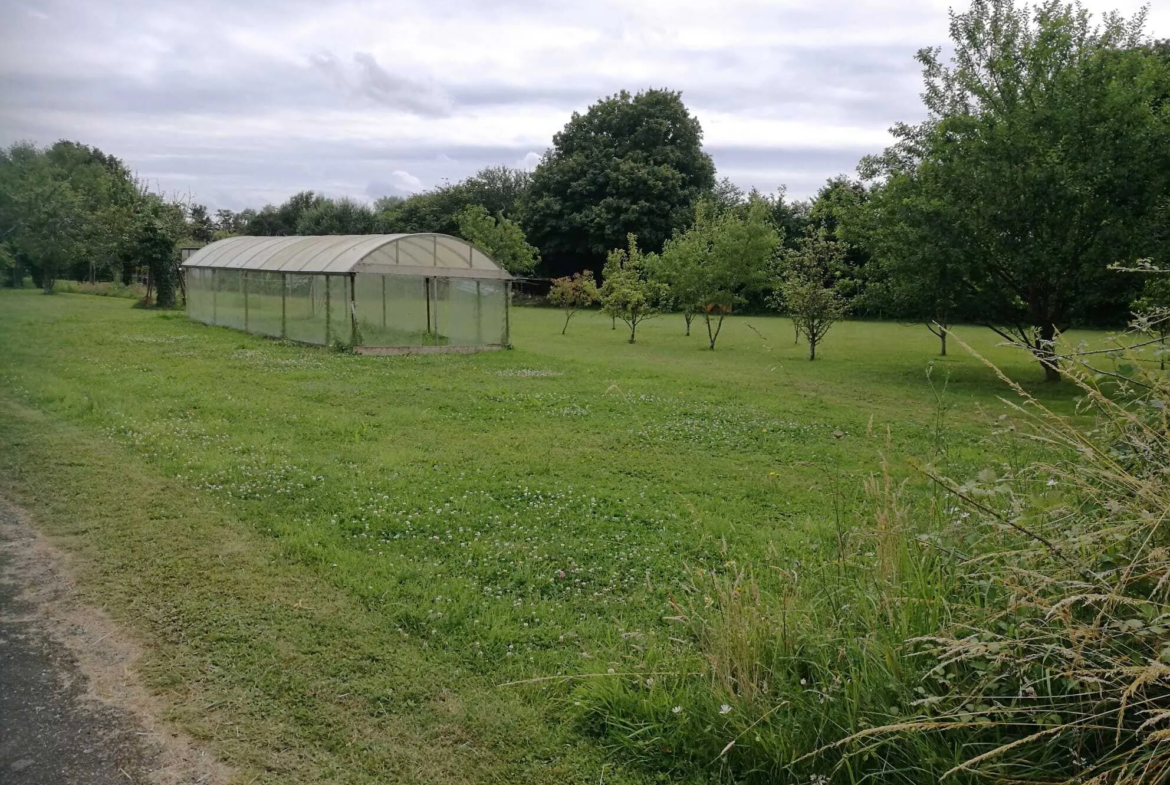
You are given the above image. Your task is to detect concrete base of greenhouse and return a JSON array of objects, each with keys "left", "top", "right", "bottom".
[{"left": 354, "top": 344, "right": 508, "bottom": 356}]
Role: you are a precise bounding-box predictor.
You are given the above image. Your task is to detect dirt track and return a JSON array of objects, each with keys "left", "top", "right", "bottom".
[{"left": 0, "top": 498, "right": 231, "bottom": 785}]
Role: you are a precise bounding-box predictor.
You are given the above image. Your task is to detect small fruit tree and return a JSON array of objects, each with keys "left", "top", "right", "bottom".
[
  {"left": 548, "top": 271, "right": 600, "bottom": 335},
  {"left": 600, "top": 234, "right": 669, "bottom": 345}
]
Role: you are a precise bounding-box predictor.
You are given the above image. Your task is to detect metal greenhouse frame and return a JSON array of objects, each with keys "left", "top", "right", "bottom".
[{"left": 181, "top": 234, "right": 512, "bottom": 354}]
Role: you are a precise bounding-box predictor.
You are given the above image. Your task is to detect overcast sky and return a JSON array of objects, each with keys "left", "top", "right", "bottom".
[{"left": 2, "top": 0, "right": 1166, "bottom": 211}]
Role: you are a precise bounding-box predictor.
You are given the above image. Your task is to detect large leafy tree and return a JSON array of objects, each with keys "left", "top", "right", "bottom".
[
  {"left": 655, "top": 198, "right": 780, "bottom": 349},
  {"left": 523, "top": 89, "right": 716, "bottom": 276},
  {"left": 242, "top": 191, "right": 325, "bottom": 236},
  {"left": 379, "top": 166, "right": 531, "bottom": 236},
  {"left": 295, "top": 197, "right": 379, "bottom": 235},
  {"left": 864, "top": 0, "right": 1170, "bottom": 380},
  {"left": 0, "top": 141, "right": 141, "bottom": 291},
  {"left": 843, "top": 177, "right": 978, "bottom": 355},
  {"left": 454, "top": 205, "right": 539, "bottom": 275}
]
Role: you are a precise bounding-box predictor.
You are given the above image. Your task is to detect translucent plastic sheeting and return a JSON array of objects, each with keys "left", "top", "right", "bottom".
[
  {"left": 185, "top": 268, "right": 507, "bottom": 348},
  {"left": 353, "top": 274, "right": 430, "bottom": 347},
  {"left": 185, "top": 269, "right": 212, "bottom": 324},
  {"left": 445, "top": 278, "right": 483, "bottom": 346},
  {"left": 326, "top": 275, "right": 350, "bottom": 345},
  {"left": 285, "top": 274, "right": 326, "bottom": 345},
  {"left": 245, "top": 271, "right": 284, "bottom": 338},
  {"left": 215, "top": 269, "right": 246, "bottom": 330},
  {"left": 477, "top": 279, "right": 508, "bottom": 345}
]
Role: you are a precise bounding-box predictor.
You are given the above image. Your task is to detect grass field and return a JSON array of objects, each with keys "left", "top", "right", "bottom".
[{"left": 0, "top": 290, "right": 1103, "bottom": 783}]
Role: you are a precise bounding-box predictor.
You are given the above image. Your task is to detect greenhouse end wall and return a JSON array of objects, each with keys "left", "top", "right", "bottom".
[{"left": 186, "top": 268, "right": 509, "bottom": 350}]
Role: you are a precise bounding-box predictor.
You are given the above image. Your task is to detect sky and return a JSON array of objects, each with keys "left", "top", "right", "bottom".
[{"left": 1, "top": 0, "right": 1167, "bottom": 212}]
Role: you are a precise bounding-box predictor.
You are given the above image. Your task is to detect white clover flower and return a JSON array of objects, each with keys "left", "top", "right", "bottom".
[
  {"left": 1047, "top": 478, "right": 1058, "bottom": 487},
  {"left": 719, "top": 704, "right": 732, "bottom": 714},
  {"left": 672, "top": 706, "right": 683, "bottom": 714}
]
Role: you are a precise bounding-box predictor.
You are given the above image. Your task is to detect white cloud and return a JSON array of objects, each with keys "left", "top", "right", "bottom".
[
  {"left": 516, "top": 151, "right": 542, "bottom": 170},
  {"left": 389, "top": 170, "right": 423, "bottom": 193},
  {"left": 1, "top": 0, "right": 1166, "bottom": 207}
]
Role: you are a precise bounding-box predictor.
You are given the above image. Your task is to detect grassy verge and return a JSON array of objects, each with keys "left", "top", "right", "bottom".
[{"left": 0, "top": 290, "right": 1100, "bottom": 782}]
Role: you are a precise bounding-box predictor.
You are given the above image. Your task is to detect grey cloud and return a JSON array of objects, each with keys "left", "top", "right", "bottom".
[{"left": 351, "top": 52, "right": 452, "bottom": 117}]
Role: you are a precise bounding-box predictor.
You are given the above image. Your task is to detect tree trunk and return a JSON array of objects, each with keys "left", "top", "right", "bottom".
[
  {"left": 706, "top": 313, "right": 724, "bottom": 350},
  {"left": 808, "top": 336, "right": 816, "bottom": 360},
  {"left": 561, "top": 311, "right": 573, "bottom": 335},
  {"left": 684, "top": 312, "right": 693, "bottom": 336},
  {"left": 42, "top": 276, "right": 54, "bottom": 295},
  {"left": 628, "top": 320, "right": 637, "bottom": 344},
  {"left": 1035, "top": 322, "right": 1060, "bottom": 382},
  {"left": 939, "top": 325, "right": 947, "bottom": 357},
  {"left": 794, "top": 321, "right": 800, "bottom": 345},
  {"left": 611, "top": 314, "right": 616, "bottom": 330}
]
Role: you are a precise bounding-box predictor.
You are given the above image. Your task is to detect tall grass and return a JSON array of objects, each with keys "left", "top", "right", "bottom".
[{"left": 574, "top": 322, "right": 1170, "bottom": 783}]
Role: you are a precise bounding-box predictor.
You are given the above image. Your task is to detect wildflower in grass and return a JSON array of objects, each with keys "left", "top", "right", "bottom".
[
  {"left": 1047, "top": 477, "right": 1058, "bottom": 487},
  {"left": 672, "top": 706, "right": 682, "bottom": 714},
  {"left": 719, "top": 704, "right": 732, "bottom": 714}
]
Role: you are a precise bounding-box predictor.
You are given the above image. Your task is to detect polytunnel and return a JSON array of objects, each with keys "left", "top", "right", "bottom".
[{"left": 181, "top": 234, "right": 512, "bottom": 353}]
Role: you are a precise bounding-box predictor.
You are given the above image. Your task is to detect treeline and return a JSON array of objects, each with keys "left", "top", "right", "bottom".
[{"left": 2, "top": 0, "right": 1169, "bottom": 378}]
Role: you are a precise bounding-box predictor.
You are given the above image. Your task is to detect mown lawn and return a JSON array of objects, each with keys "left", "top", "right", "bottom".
[{"left": 0, "top": 290, "right": 1098, "bottom": 783}]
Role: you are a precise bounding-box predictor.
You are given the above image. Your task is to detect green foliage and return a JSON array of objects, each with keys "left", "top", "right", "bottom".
[
  {"left": 454, "top": 204, "right": 540, "bottom": 275},
  {"left": 379, "top": 166, "right": 531, "bottom": 236},
  {"left": 523, "top": 89, "right": 716, "bottom": 272},
  {"left": 655, "top": 198, "right": 781, "bottom": 348},
  {"left": 1132, "top": 269, "right": 1170, "bottom": 368},
  {"left": 131, "top": 201, "right": 182, "bottom": 307},
  {"left": 771, "top": 228, "right": 850, "bottom": 360},
  {"left": 600, "top": 234, "right": 670, "bottom": 344},
  {"left": 863, "top": 0, "right": 1170, "bottom": 380},
  {"left": 548, "top": 271, "right": 599, "bottom": 335},
  {"left": 295, "top": 197, "right": 379, "bottom": 235},
  {"left": 0, "top": 140, "right": 144, "bottom": 290},
  {"left": 242, "top": 191, "right": 326, "bottom": 236}
]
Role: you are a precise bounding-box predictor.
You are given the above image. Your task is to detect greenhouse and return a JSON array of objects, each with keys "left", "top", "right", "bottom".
[{"left": 182, "top": 234, "right": 512, "bottom": 353}]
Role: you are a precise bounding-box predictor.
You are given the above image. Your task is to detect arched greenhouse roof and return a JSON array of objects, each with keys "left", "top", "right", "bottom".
[{"left": 181, "top": 234, "right": 512, "bottom": 280}]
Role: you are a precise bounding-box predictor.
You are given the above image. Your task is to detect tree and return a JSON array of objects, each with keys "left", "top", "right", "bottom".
[
  {"left": 296, "top": 197, "right": 379, "bottom": 235},
  {"left": 523, "top": 89, "right": 716, "bottom": 276},
  {"left": 132, "top": 205, "right": 180, "bottom": 307},
  {"left": 1, "top": 150, "right": 87, "bottom": 293},
  {"left": 243, "top": 191, "right": 324, "bottom": 236},
  {"left": 807, "top": 177, "right": 872, "bottom": 311},
  {"left": 655, "top": 198, "right": 780, "bottom": 349},
  {"left": 600, "top": 234, "right": 669, "bottom": 344},
  {"left": 1132, "top": 271, "right": 1170, "bottom": 370},
  {"left": 454, "top": 205, "right": 539, "bottom": 275},
  {"left": 548, "top": 271, "right": 599, "bottom": 335},
  {"left": 864, "top": 0, "right": 1170, "bottom": 380},
  {"left": 378, "top": 166, "right": 531, "bottom": 236},
  {"left": 187, "top": 204, "right": 215, "bottom": 243},
  {"left": 843, "top": 177, "right": 976, "bottom": 356},
  {"left": 771, "top": 228, "right": 850, "bottom": 360}
]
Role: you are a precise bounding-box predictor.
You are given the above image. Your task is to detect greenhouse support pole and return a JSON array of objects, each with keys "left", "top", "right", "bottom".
[
  {"left": 505, "top": 281, "right": 512, "bottom": 347},
  {"left": 281, "top": 274, "right": 287, "bottom": 339},
  {"left": 212, "top": 270, "right": 218, "bottom": 324},
  {"left": 381, "top": 275, "right": 386, "bottom": 327},
  {"left": 424, "top": 277, "right": 433, "bottom": 343},
  {"left": 349, "top": 273, "right": 357, "bottom": 346},
  {"left": 475, "top": 280, "right": 482, "bottom": 344},
  {"left": 243, "top": 272, "right": 250, "bottom": 332},
  {"left": 325, "top": 275, "right": 331, "bottom": 345}
]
